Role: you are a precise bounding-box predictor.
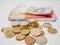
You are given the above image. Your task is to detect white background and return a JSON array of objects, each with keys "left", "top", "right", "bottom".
[{"left": 0, "top": 0, "right": 60, "bottom": 45}]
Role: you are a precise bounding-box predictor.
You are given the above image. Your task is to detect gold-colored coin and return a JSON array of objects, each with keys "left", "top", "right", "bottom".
[
  {"left": 22, "top": 25, "right": 30, "bottom": 29},
  {"left": 21, "top": 29, "right": 30, "bottom": 35},
  {"left": 4, "top": 27, "right": 15, "bottom": 38},
  {"left": 48, "top": 28, "right": 57, "bottom": 34},
  {"left": 12, "top": 27, "right": 21, "bottom": 33},
  {"left": 30, "top": 21, "right": 39, "bottom": 28},
  {"left": 16, "top": 33, "right": 25, "bottom": 41},
  {"left": 11, "top": 22, "right": 20, "bottom": 27}
]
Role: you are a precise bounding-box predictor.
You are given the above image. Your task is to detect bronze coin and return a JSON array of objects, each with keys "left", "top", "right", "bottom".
[
  {"left": 1, "top": 27, "right": 6, "bottom": 32},
  {"left": 25, "top": 36, "right": 35, "bottom": 45},
  {"left": 40, "top": 31, "right": 45, "bottom": 36}
]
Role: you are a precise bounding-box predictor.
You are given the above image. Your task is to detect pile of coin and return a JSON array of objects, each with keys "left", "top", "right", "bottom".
[{"left": 1, "top": 19, "right": 57, "bottom": 45}]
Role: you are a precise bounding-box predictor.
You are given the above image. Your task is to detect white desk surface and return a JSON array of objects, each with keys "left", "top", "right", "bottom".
[{"left": 0, "top": 0, "right": 60, "bottom": 45}]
